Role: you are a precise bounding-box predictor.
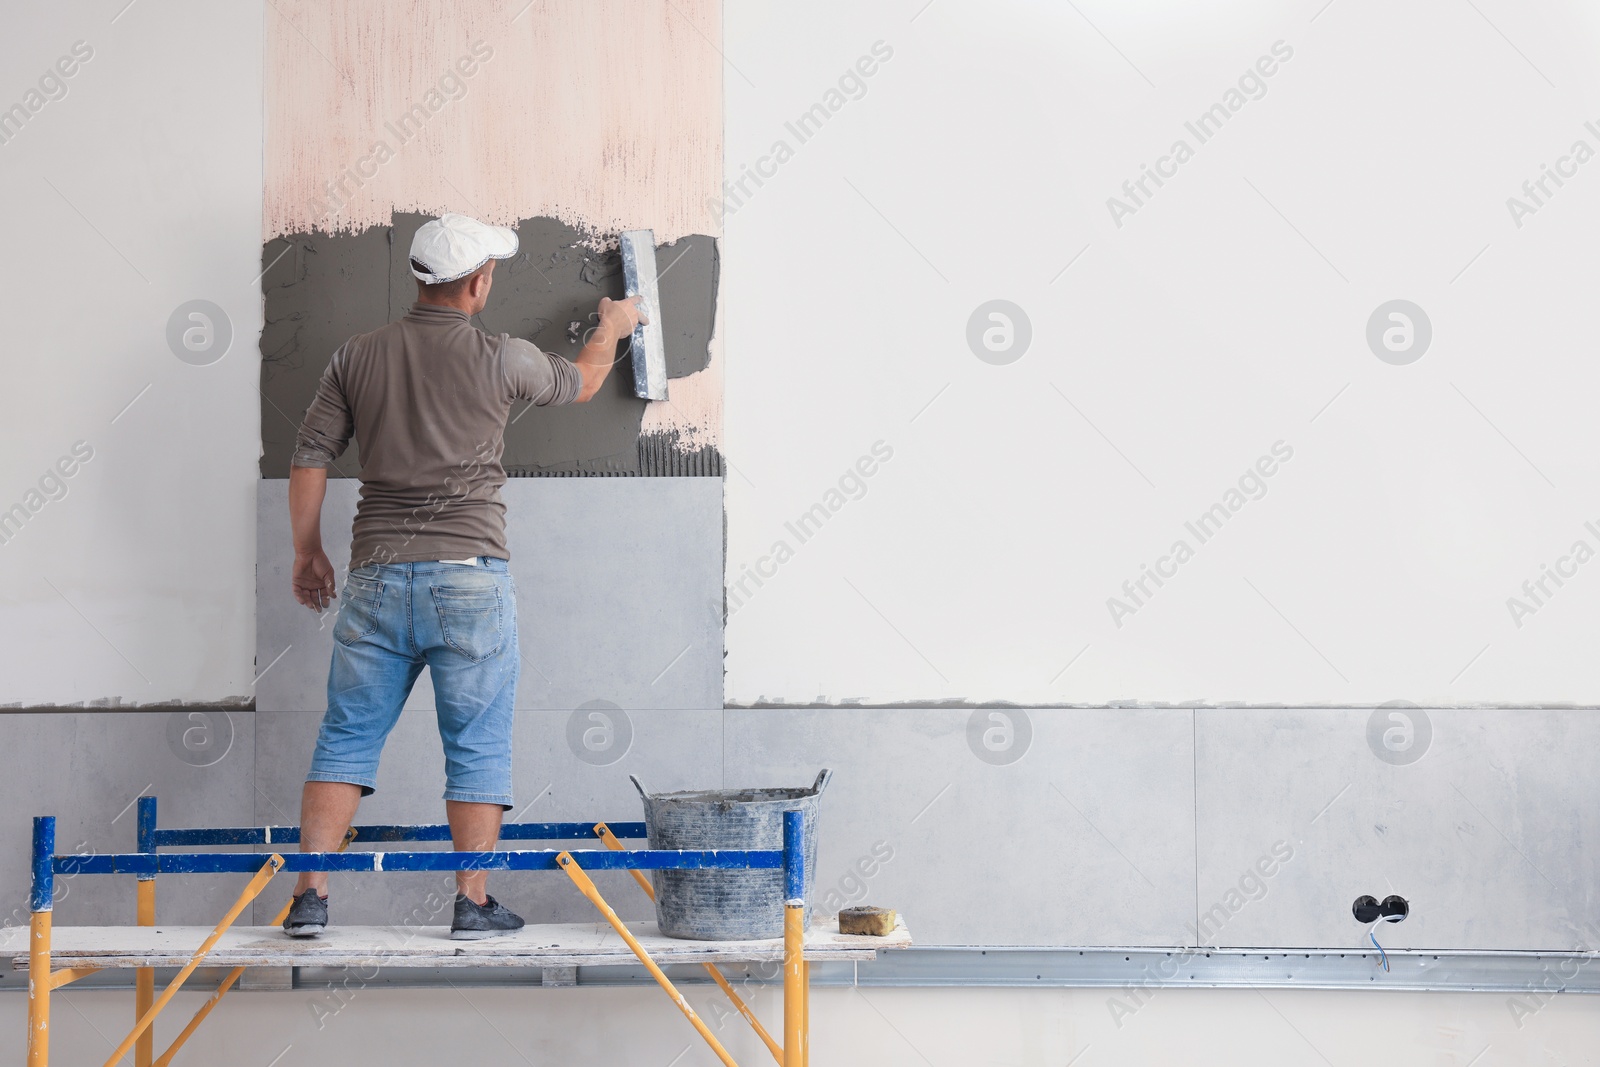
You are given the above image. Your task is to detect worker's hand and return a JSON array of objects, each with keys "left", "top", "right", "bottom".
[
  {"left": 292, "top": 550, "right": 338, "bottom": 613},
  {"left": 597, "top": 295, "right": 647, "bottom": 340}
]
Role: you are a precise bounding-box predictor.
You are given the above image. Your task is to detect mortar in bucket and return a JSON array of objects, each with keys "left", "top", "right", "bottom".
[{"left": 631, "top": 769, "right": 832, "bottom": 940}]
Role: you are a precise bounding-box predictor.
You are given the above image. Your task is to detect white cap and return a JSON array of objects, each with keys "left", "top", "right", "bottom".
[{"left": 409, "top": 213, "right": 518, "bottom": 284}]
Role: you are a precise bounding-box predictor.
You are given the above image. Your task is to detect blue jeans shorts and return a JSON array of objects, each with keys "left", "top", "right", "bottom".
[{"left": 308, "top": 558, "right": 519, "bottom": 808}]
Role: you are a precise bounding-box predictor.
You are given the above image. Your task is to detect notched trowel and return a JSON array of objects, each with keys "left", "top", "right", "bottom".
[{"left": 620, "top": 229, "right": 668, "bottom": 401}]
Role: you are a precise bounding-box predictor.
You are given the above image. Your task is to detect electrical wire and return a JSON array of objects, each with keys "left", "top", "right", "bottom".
[
  {"left": 1369, "top": 929, "right": 1389, "bottom": 971},
  {"left": 1367, "top": 914, "right": 1405, "bottom": 972}
]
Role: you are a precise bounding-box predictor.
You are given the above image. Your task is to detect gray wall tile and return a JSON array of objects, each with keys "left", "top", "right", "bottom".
[
  {"left": 0, "top": 711, "right": 255, "bottom": 927},
  {"left": 1196, "top": 708, "right": 1600, "bottom": 950},
  {"left": 256, "top": 478, "right": 723, "bottom": 713},
  {"left": 723, "top": 708, "right": 1197, "bottom": 947}
]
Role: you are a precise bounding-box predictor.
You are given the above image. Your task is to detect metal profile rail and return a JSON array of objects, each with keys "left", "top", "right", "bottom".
[{"left": 25, "top": 798, "right": 817, "bottom": 1067}]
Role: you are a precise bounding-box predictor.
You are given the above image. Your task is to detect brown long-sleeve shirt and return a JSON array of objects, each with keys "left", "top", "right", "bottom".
[{"left": 292, "top": 303, "right": 582, "bottom": 568}]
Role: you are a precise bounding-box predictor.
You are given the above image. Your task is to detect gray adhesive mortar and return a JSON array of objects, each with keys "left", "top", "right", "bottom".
[{"left": 258, "top": 215, "right": 719, "bottom": 477}]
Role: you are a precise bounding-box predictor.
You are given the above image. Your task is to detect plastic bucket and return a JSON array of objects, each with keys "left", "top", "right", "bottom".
[{"left": 631, "top": 769, "right": 832, "bottom": 941}]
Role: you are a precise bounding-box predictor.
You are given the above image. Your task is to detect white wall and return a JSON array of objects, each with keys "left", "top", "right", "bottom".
[
  {"left": 724, "top": 0, "right": 1600, "bottom": 705},
  {"left": 17, "top": 984, "right": 1595, "bottom": 1066},
  {"left": 0, "top": 2, "right": 262, "bottom": 704}
]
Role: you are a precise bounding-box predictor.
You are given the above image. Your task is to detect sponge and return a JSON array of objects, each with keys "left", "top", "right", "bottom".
[{"left": 838, "top": 906, "right": 896, "bottom": 937}]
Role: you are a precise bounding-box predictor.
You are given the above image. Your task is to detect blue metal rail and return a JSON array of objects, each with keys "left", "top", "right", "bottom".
[
  {"left": 57, "top": 849, "right": 780, "bottom": 876},
  {"left": 31, "top": 797, "right": 800, "bottom": 907},
  {"left": 147, "top": 820, "right": 649, "bottom": 847}
]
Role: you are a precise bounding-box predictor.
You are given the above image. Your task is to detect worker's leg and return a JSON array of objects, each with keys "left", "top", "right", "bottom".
[
  {"left": 296, "top": 563, "right": 424, "bottom": 896},
  {"left": 446, "top": 800, "right": 504, "bottom": 904},
  {"left": 293, "top": 782, "right": 363, "bottom": 895},
  {"left": 419, "top": 559, "right": 519, "bottom": 901}
]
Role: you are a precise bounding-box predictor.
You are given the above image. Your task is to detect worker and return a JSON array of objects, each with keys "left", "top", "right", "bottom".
[{"left": 280, "top": 213, "right": 643, "bottom": 939}]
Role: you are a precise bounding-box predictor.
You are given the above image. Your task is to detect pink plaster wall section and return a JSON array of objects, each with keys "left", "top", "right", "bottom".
[
  {"left": 263, "top": 0, "right": 722, "bottom": 244},
  {"left": 640, "top": 331, "right": 722, "bottom": 448},
  {"left": 264, "top": 0, "right": 723, "bottom": 447}
]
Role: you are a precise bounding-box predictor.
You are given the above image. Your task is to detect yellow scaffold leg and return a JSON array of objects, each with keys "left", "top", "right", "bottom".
[
  {"left": 595, "top": 823, "right": 785, "bottom": 1065},
  {"left": 27, "top": 910, "right": 50, "bottom": 1067},
  {"left": 802, "top": 960, "right": 810, "bottom": 1067},
  {"left": 101, "top": 855, "right": 284, "bottom": 1067},
  {"left": 784, "top": 903, "right": 804, "bottom": 1067},
  {"left": 557, "top": 851, "right": 741, "bottom": 1067},
  {"left": 136, "top": 876, "right": 155, "bottom": 1067}
]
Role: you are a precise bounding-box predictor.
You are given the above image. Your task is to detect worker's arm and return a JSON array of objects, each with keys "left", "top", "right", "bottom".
[
  {"left": 289, "top": 465, "right": 338, "bottom": 612},
  {"left": 573, "top": 295, "right": 646, "bottom": 403},
  {"left": 289, "top": 344, "right": 353, "bottom": 611}
]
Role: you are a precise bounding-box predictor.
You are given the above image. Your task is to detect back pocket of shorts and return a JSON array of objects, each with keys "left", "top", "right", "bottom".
[
  {"left": 432, "top": 586, "right": 504, "bottom": 662},
  {"left": 334, "top": 575, "right": 384, "bottom": 647}
]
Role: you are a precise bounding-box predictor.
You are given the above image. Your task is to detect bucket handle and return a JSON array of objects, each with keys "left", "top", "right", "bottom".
[{"left": 630, "top": 770, "right": 829, "bottom": 799}]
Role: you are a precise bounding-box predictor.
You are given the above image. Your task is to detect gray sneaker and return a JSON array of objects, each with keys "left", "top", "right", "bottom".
[
  {"left": 283, "top": 889, "right": 328, "bottom": 937},
  {"left": 450, "top": 894, "right": 525, "bottom": 940}
]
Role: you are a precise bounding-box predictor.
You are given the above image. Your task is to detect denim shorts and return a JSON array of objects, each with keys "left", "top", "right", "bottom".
[{"left": 307, "top": 558, "right": 519, "bottom": 808}]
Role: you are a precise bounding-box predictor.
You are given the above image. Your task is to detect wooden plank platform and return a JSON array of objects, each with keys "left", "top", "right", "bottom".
[{"left": 6, "top": 917, "right": 911, "bottom": 970}]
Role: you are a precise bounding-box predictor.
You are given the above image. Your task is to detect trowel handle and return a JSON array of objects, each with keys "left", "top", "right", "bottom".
[
  {"left": 811, "top": 768, "right": 833, "bottom": 796},
  {"left": 629, "top": 773, "right": 649, "bottom": 801}
]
